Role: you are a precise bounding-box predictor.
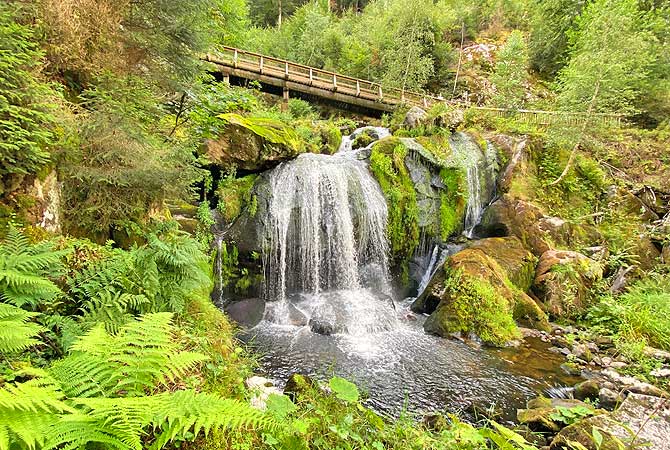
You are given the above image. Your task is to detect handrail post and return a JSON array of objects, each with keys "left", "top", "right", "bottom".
[
  {"left": 259, "top": 56, "right": 264, "bottom": 74},
  {"left": 309, "top": 68, "right": 313, "bottom": 85},
  {"left": 233, "top": 49, "right": 238, "bottom": 68},
  {"left": 333, "top": 74, "right": 337, "bottom": 91},
  {"left": 378, "top": 85, "right": 383, "bottom": 100},
  {"left": 285, "top": 61, "right": 289, "bottom": 79},
  {"left": 423, "top": 97, "right": 428, "bottom": 108},
  {"left": 356, "top": 81, "right": 360, "bottom": 96}
]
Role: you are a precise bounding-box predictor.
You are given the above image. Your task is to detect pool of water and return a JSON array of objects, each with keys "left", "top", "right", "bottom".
[{"left": 240, "top": 295, "right": 579, "bottom": 421}]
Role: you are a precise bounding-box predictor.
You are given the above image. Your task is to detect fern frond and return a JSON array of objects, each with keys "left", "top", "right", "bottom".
[{"left": 0, "top": 303, "right": 43, "bottom": 353}]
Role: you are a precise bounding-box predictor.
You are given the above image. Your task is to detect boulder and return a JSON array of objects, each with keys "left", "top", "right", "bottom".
[
  {"left": 418, "top": 243, "right": 549, "bottom": 346},
  {"left": 533, "top": 250, "right": 603, "bottom": 319},
  {"left": 468, "top": 236, "right": 537, "bottom": 291},
  {"left": 403, "top": 106, "right": 428, "bottom": 129},
  {"left": 480, "top": 195, "right": 603, "bottom": 257},
  {"left": 283, "top": 373, "right": 316, "bottom": 401},
  {"left": 551, "top": 393, "right": 670, "bottom": 450},
  {"left": 309, "top": 319, "right": 335, "bottom": 336},
  {"left": 517, "top": 397, "right": 596, "bottom": 433},
  {"left": 574, "top": 380, "right": 600, "bottom": 401},
  {"left": 598, "top": 388, "right": 624, "bottom": 409},
  {"left": 225, "top": 298, "right": 266, "bottom": 328}
]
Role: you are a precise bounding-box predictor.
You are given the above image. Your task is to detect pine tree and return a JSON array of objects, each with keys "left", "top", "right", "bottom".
[{"left": 489, "top": 30, "right": 529, "bottom": 109}]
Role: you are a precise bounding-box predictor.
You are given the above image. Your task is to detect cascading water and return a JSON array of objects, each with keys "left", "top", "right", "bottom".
[
  {"left": 464, "top": 164, "right": 483, "bottom": 237},
  {"left": 260, "top": 133, "right": 396, "bottom": 334},
  {"left": 244, "top": 127, "right": 574, "bottom": 419}
]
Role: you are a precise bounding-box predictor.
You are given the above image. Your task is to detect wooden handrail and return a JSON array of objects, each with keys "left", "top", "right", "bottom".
[{"left": 203, "top": 47, "right": 624, "bottom": 126}]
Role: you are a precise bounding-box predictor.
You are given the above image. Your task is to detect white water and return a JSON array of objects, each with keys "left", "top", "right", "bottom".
[
  {"left": 417, "top": 245, "right": 450, "bottom": 296},
  {"left": 464, "top": 164, "right": 484, "bottom": 238},
  {"left": 214, "top": 235, "right": 226, "bottom": 307},
  {"left": 261, "top": 128, "right": 394, "bottom": 330}
]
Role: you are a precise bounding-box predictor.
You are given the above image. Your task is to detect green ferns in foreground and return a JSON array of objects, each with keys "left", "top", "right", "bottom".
[{"left": 0, "top": 313, "right": 269, "bottom": 450}]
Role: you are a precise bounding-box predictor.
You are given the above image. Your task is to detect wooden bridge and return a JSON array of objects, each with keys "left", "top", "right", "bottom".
[{"left": 204, "top": 47, "right": 622, "bottom": 126}]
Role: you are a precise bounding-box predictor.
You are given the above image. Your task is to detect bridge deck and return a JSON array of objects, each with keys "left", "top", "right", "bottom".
[{"left": 204, "top": 47, "right": 622, "bottom": 126}]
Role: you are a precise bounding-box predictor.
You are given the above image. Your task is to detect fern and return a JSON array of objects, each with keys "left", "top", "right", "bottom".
[
  {"left": 0, "top": 226, "right": 66, "bottom": 308},
  {"left": 0, "top": 371, "right": 73, "bottom": 450},
  {"left": 0, "top": 303, "right": 44, "bottom": 354},
  {"left": 50, "top": 313, "right": 207, "bottom": 398}
]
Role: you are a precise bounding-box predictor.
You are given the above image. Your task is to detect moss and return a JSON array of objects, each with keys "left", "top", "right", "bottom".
[
  {"left": 438, "top": 168, "right": 466, "bottom": 240},
  {"left": 369, "top": 141, "right": 420, "bottom": 273},
  {"left": 425, "top": 267, "right": 520, "bottom": 346},
  {"left": 216, "top": 174, "right": 258, "bottom": 222},
  {"left": 415, "top": 134, "right": 453, "bottom": 162},
  {"left": 353, "top": 129, "right": 376, "bottom": 148},
  {"left": 325, "top": 125, "right": 342, "bottom": 154}
]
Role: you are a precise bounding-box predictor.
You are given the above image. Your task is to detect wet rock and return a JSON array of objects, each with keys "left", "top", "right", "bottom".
[
  {"left": 403, "top": 106, "right": 427, "bottom": 129},
  {"left": 574, "top": 380, "right": 600, "bottom": 401},
  {"left": 518, "top": 398, "right": 596, "bottom": 432},
  {"left": 309, "top": 319, "right": 335, "bottom": 336},
  {"left": 468, "top": 236, "right": 538, "bottom": 291},
  {"left": 601, "top": 368, "right": 670, "bottom": 398},
  {"left": 572, "top": 343, "right": 593, "bottom": 362},
  {"left": 225, "top": 298, "right": 265, "bottom": 328},
  {"left": 423, "top": 413, "right": 449, "bottom": 431},
  {"left": 560, "top": 362, "right": 582, "bottom": 376},
  {"left": 533, "top": 250, "right": 603, "bottom": 319},
  {"left": 651, "top": 368, "right": 670, "bottom": 378}
]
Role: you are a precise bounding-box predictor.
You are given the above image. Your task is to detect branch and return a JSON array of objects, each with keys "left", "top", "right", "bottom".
[{"left": 549, "top": 79, "right": 601, "bottom": 186}]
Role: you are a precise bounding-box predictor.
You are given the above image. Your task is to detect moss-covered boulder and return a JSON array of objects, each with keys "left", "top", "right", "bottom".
[
  {"left": 204, "top": 114, "right": 305, "bottom": 171},
  {"left": 215, "top": 174, "right": 258, "bottom": 223},
  {"left": 517, "top": 397, "right": 597, "bottom": 433},
  {"left": 417, "top": 239, "right": 549, "bottom": 345},
  {"left": 533, "top": 250, "right": 603, "bottom": 319},
  {"left": 481, "top": 195, "right": 603, "bottom": 256}
]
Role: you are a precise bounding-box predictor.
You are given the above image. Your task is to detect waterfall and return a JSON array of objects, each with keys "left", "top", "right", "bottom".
[
  {"left": 262, "top": 152, "right": 390, "bottom": 302},
  {"left": 463, "top": 164, "right": 484, "bottom": 238}
]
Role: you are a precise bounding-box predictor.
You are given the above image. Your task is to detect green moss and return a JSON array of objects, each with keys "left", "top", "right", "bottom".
[
  {"left": 216, "top": 174, "right": 258, "bottom": 222},
  {"left": 415, "top": 134, "right": 453, "bottom": 162},
  {"left": 427, "top": 267, "right": 520, "bottom": 346},
  {"left": 438, "top": 168, "right": 466, "bottom": 240},
  {"left": 325, "top": 126, "right": 342, "bottom": 154},
  {"left": 369, "top": 141, "right": 420, "bottom": 273},
  {"left": 353, "top": 129, "right": 376, "bottom": 148}
]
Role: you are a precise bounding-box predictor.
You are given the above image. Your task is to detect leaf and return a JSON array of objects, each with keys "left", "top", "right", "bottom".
[
  {"left": 328, "top": 377, "right": 359, "bottom": 403},
  {"left": 592, "top": 427, "right": 603, "bottom": 449},
  {"left": 265, "top": 394, "right": 297, "bottom": 420}
]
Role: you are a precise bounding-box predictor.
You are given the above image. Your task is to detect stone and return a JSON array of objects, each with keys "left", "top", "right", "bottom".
[
  {"left": 245, "top": 376, "right": 282, "bottom": 410},
  {"left": 283, "top": 373, "right": 316, "bottom": 401},
  {"left": 225, "top": 298, "right": 266, "bottom": 328},
  {"left": 468, "top": 236, "right": 538, "bottom": 291},
  {"left": 572, "top": 343, "right": 593, "bottom": 362},
  {"left": 533, "top": 250, "right": 603, "bottom": 319},
  {"left": 601, "top": 368, "right": 670, "bottom": 398},
  {"left": 651, "top": 368, "right": 670, "bottom": 378},
  {"left": 574, "top": 380, "right": 600, "bottom": 401},
  {"left": 644, "top": 347, "right": 670, "bottom": 362},
  {"left": 553, "top": 393, "right": 670, "bottom": 450},
  {"left": 599, "top": 388, "right": 624, "bottom": 409},
  {"left": 403, "top": 106, "right": 428, "bottom": 129},
  {"left": 518, "top": 398, "right": 596, "bottom": 433},
  {"left": 309, "top": 319, "right": 335, "bottom": 336},
  {"left": 560, "top": 362, "right": 582, "bottom": 376}
]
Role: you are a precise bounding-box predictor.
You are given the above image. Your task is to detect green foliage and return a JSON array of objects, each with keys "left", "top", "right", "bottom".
[
  {"left": 556, "top": 0, "right": 656, "bottom": 115},
  {"left": 328, "top": 376, "right": 359, "bottom": 403},
  {"left": 0, "top": 303, "right": 44, "bottom": 354},
  {"left": 218, "top": 113, "right": 303, "bottom": 150},
  {"left": 490, "top": 30, "right": 529, "bottom": 109},
  {"left": 369, "top": 142, "right": 420, "bottom": 273},
  {"left": 549, "top": 405, "right": 595, "bottom": 425},
  {"left": 0, "top": 226, "right": 65, "bottom": 308},
  {"left": 216, "top": 174, "right": 258, "bottom": 223},
  {"left": 196, "top": 200, "right": 215, "bottom": 246},
  {"left": 0, "top": 6, "right": 59, "bottom": 186},
  {"left": 439, "top": 168, "right": 466, "bottom": 240}
]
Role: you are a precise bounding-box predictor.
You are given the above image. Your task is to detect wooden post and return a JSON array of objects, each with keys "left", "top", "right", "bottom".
[
  {"left": 285, "top": 61, "right": 289, "bottom": 79},
  {"left": 259, "top": 56, "right": 264, "bottom": 74},
  {"left": 378, "top": 85, "right": 383, "bottom": 100},
  {"left": 333, "top": 74, "right": 337, "bottom": 91},
  {"left": 356, "top": 81, "right": 360, "bottom": 96},
  {"left": 281, "top": 86, "right": 289, "bottom": 112},
  {"left": 233, "top": 49, "right": 238, "bottom": 68},
  {"left": 309, "top": 68, "right": 314, "bottom": 85},
  {"left": 423, "top": 97, "right": 428, "bottom": 108},
  {"left": 223, "top": 74, "right": 230, "bottom": 84}
]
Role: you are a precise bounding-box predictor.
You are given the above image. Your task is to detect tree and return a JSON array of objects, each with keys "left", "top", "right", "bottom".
[
  {"left": 556, "top": 0, "right": 656, "bottom": 115},
  {"left": 0, "top": 5, "right": 59, "bottom": 192},
  {"left": 489, "top": 30, "right": 529, "bottom": 108}
]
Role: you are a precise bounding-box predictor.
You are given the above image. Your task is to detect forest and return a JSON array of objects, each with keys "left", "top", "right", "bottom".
[{"left": 1, "top": 0, "right": 669, "bottom": 449}]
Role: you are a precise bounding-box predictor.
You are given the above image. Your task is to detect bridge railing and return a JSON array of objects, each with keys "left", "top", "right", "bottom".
[
  {"left": 205, "top": 47, "right": 623, "bottom": 127},
  {"left": 206, "top": 47, "right": 443, "bottom": 108}
]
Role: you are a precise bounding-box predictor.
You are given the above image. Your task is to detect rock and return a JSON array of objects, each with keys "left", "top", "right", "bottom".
[
  {"left": 609, "top": 361, "right": 627, "bottom": 369},
  {"left": 480, "top": 195, "right": 603, "bottom": 257},
  {"left": 574, "top": 380, "right": 600, "bottom": 401},
  {"left": 518, "top": 398, "right": 596, "bottom": 432},
  {"left": 663, "top": 244, "right": 670, "bottom": 264},
  {"left": 403, "top": 106, "right": 428, "bottom": 129},
  {"left": 309, "top": 319, "right": 335, "bottom": 336},
  {"left": 533, "top": 250, "right": 603, "bottom": 319},
  {"left": 225, "top": 298, "right": 266, "bottom": 328},
  {"left": 599, "top": 388, "right": 624, "bottom": 409},
  {"left": 651, "top": 368, "right": 670, "bottom": 378},
  {"left": 560, "top": 362, "right": 582, "bottom": 376},
  {"left": 553, "top": 393, "right": 670, "bottom": 450},
  {"left": 633, "top": 234, "right": 662, "bottom": 271},
  {"left": 420, "top": 243, "right": 550, "bottom": 346},
  {"left": 572, "top": 343, "right": 594, "bottom": 362},
  {"left": 283, "top": 373, "right": 316, "bottom": 401},
  {"left": 643, "top": 347, "right": 670, "bottom": 362},
  {"left": 601, "top": 368, "right": 670, "bottom": 398},
  {"left": 468, "top": 236, "right": 538, "bottom": 291},
  {"left": 246, "top": 376, "right": 282, "bottom": 410},
  {"left": 595, "top": 336, "right": 614, "bottom": 349}
]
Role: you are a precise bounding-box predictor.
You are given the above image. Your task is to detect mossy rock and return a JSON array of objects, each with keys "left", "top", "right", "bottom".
[
  {"left": 533, "top": 250, "right": 603, "bottom": 319},
  {"left": 549, "top": 416, "right": 626, "bottom": 450},
  {"left": 352, "top": 129, "right": 376, "bottom": 148},
  {"left": 518, "top": 398, "right": 597, "bottom": 433},
  {"left": 420, "top": 243, "right": 550, "bottom": 345},
  {"left": 216, "top": 175, "right": 258, "bottom": 223},
  {"left": 468, "top": 236, "right": 537, "bottom": 291}
]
